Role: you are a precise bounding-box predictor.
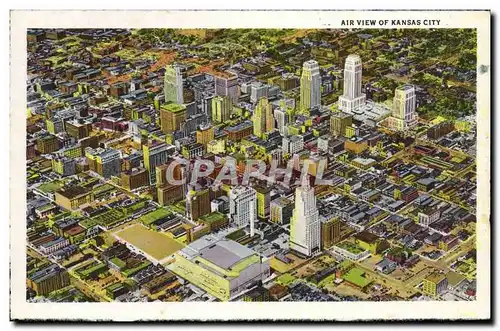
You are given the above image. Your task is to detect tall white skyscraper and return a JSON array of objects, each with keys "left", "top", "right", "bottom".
[
  {"left": 229, "top": 186, "right": 257, "bottom": 236},
  {"left": 290, "top": 176, "right": 321, "bottom": 257},
  {"left": 273, "top": 107, "right": 289, "bottom": 135},
  {"left": 164, "top": 64, "right": 184, "bottom": 104},
  {"left": 388, "top": 84, "right": 418, "bottom": 131},
  {"left": 338, "top": 54, "right": 366, "bottom": 112},
  {"left": 299, "top": 60, "right": 321, "bottom": 113}
]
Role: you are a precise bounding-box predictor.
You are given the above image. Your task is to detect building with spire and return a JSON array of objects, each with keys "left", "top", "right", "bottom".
[
  {"left": 290, "top": 176, "right": 321, "bottom": 257},
  {"left": 299, "top": 60, "right": 321, "bottom": 114},
  {"left": 164, "top": 64, "right": 184, "bottom": 104},
  {"left": 338, "top": 54, "right": 366, "bottom": 112}
]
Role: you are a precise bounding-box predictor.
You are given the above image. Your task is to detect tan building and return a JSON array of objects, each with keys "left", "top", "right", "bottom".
[
  {"left": 196, "top": 125, "right": 215, "bottom": 146},
  {"left": 121, "top": 168, "right": 149, "bottom": 191},
  {"left": 36, "top": 134, "right": 59, "bottom": 154},
  {"left": 330, "top": 112, "right": 352, "bottom": 137},
  {"left": 186, "top": 189, "right": 211, "bottom": 222},
  {"left": 55, "top": 186, "right": 94, "bottom": 210},
  {"left": 321, "top": 216, "right": 341, "bottom": 249},
  {"left": 27, "top": 264, "right": 70, "bottom": 296},
  {"left": 160, "top": 103, "right": 187, "bottom": 134}
]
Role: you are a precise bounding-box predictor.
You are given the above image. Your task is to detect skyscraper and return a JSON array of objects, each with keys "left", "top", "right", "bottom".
[
  {"left": 214, "top": 73, "right": 240, "bottom": 105},
  {"left": 290, "top": 176, "right": 321, "bottom": 257},
  {"left": 211, "top": 95, "right": 233, "bottom": 123},
  {"left": 143, "top": 141, "right": 169, "bottom": 185},
  {"left": 273, "top": 107, "right": 289, "bottom": 136},
  {"left": 299, "top": 60, "right": 321, "bottom": 114},
  {"left": 229, "top": 186, "right": 257, "bottom": 236},
  {"left": 338, "top": 54, "right": 366, "bottom": 112},
  {"left": 164, "top": 64, "right": 184, "bottom": 104},
  {"left": 252, "top": 97, "right": 274, "bottom": 138},
  {"left": 388, "top": 84, "right": 418, "bottom": 130}
]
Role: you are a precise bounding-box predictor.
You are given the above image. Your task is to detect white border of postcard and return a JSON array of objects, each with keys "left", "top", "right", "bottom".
[{"left": 10, "top": 10, "right": 491, "bottom": 321}]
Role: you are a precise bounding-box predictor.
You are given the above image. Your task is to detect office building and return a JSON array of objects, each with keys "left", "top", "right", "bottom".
[
  {"left": 196, "top": 124, "right": 214, "bottom": 146},
  {"left": 338, "top": 54, "right": 366, "bottom": 112},
  {"left": 255, "top": 185, "right": 271, "bottom": 220},
  {"left": 51, "top": 156, "right": 76, "bottom": 177},
  {"left": 54, "top": 185, "right": 94, "bottom": 210},
  {"left": 229, "top": 186, "right": 257, "bottom": 234},
  {"left": 85, "top": 147, "right": 121, "bottom": 178},
  {"left": 282, "top": 135, "right": 304, "bottom": 155},
  {"left": 160, "top": 103, "right": 187, "bottom": 134},
  {"left": 36, "top": 134, "right": 59, "bottom": 154},
  {"left": 290, "top": 177, "right": 321, "bottom": 257},
  {"left": 186, "top": 189, "right": 211, "bottom": 222},
  {"left": 252, "top": 97, "right": 274, "bottom": 139},
  {"left": 423, "top": 272, "right": 448, "bottom": 297},
  {"left": 321, "top": 216, "right": 341, "bottom": 249},
  {"left": 299, "top": 60, "right": 321, "bottom": 114},
  {"left": 270, "top": 197, "right": 293, "bottom": 224},
  {"left": 330, "top": 112, "right": 353, "bottom": 137},
  {"left": 214, "top": 73, "right": 240, "bottom": 105},
  {"left": 250, "top": 81, "right": 268, "bottom": 104},
  {"left": 388, "top": 84, "right": 418, "bottom": 130},
  {"left": 273, "top": 107, "right": 289, "bottom": 135},
  {"left": 120, "top": 167, "right": 149, "bottom": 191},
  {"left": 27, "top": 264, "right": 70, "bottom": 296},
  {"left": 168, "top": 235, "right": 270, "bottom": 301},
  {"left": 143, "top": 141, "right": 169, "bottom": 185},
  {"left": 164, "top": 64, "right": 184, "bottom": 104},
  {"left": 211, "top": 95, "right": 232, "bottom": 123}
]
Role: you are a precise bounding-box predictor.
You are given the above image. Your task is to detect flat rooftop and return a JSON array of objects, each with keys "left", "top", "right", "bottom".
[{"left": 181, "top": 235, "right": 256, "bottom": 270}]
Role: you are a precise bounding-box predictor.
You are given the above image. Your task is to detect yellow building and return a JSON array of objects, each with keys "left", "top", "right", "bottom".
[
  {"left": 255, "top": 185, "right": 271, "bottom": 220},
  {"left": 353, "top": 231, "right": 389, "bottom": 255},
  {"left": 168, "top": 236, "right": 270, "bottom": 301},
  {"left": 196, "top": 125, "right": 215, "bottom": 146},
  {"left": 423, "top": 273, "right": 448, "bottom": 297},
  {"left": 51, "top": 157, "right": 76, "bottom": 176},
  {"left": 61, "top": 145, "right": 83, "bottom": 159},
  {"left": 207, "top": 139, "right": 225, "bottom": 154},
  {"left": 160, "top": 103, "right": 187, "bottom": 134},
  {"left": 252, "top": 97, "right": 274, "bottom": 139},
  {"left": 212, "top": 95, "right": 232, "bottom": 123}
]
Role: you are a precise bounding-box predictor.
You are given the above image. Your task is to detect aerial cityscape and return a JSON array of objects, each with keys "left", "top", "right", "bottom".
[{"left": 26, "top": 28, "right": 478, "bottom": 303}]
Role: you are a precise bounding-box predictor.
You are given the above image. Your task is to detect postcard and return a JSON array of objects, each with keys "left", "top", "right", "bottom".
[{"left": 10, "top": 10, "right": 491, "bottom": 321}]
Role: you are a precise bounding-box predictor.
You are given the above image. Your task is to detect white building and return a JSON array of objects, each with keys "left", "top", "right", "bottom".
[
  {"left": 282, "top": 135, "right": 304, "bottom": 155},
  {"left": 418, "top": 208, "right": 441, "bottom": 227},
  {"left": 250, "top": 81, "right": 269, "bottom": 104},
  {"left": 229, "top": 186, "right": 257, "bottom": 235},
  {"left": 273, "top": 107, "right": 288, "bottom": 135},
  {"left": 299, "top": 60, "right": 321, "bottom": 112},
  {"left": 164, "top": 64, "right": 184, "bottom": 104},
  {"left": 388, "top": 84, "right": 418, "bottom": 130},
  {"left": 338, "top": 54, "right": 366, "bottom": 112},
  {"left": 290, "top": 176, "right": 321, "bottom": 257}
]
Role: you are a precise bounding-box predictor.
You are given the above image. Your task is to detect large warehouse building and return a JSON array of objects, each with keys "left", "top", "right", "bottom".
[{"left": 168, "top": 235, "right": 270, "bottom": 301}]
